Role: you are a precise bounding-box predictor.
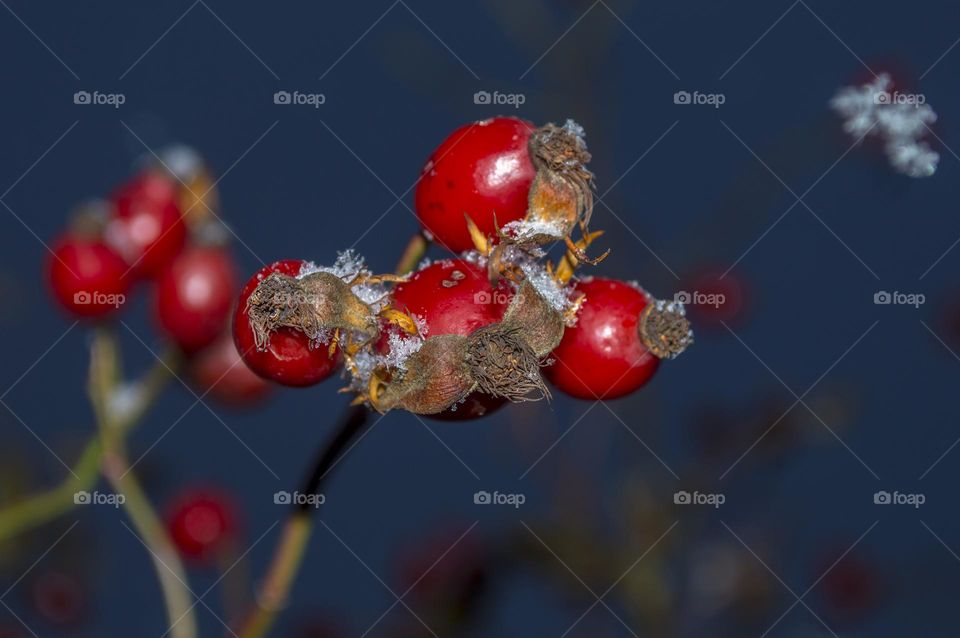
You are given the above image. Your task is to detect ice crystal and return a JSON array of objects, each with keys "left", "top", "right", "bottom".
[
  {"left": 299, "top": 250, "right": 390, "bottom": 310},
  {"left": 830, "top": 73, "right": 939, "bottom": 178},
  {"left": 501, "top": 218, "right": 566, "bottom": 241}
]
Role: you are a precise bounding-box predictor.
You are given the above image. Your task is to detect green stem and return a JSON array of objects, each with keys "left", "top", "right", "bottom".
[
  {"left": 0, "top": 343, "right": 178, "bottom": 542},
  {"left": 91, "top": 329, "right": 197, "bottom": 638},
  {"left": 0, "top": 438, "right": 101, "bottom": 542},
  {"left": 395, "top": 232, "right": 429, "bottom": 275}
]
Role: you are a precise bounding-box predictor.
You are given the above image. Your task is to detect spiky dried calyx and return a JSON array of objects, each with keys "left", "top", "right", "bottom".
[
  {"left": 639, "top": 299, "right": 694, "bottom": 359},
  {"left": 245, "top": 271, "right": 378, "bottom": 351},
  {"left": 524, "top": 120, "right": 595, "bottom": 239}
]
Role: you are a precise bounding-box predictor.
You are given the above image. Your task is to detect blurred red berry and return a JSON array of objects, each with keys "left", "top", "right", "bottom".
[
  {"left": 189, "top": 331, "right": 271, "bottom": 406},
  {"left": 46, "top": 234, "right": 130, "bottom": 319},
  {"left": 233, "top": 260, "right": 340, "bottom": 387},
  {"left": 154, "top": 247, "right": 238, "bottom": 353},
  {"left": 390, "top": 259, "right": 512, "bottom": 419},
  {"left": 545, "top": 278, "right": 660, "bottom": 399},
  {"left": 167, "top": 490, "right": 236, "bottom": 560},
  {"left": 683, "top": 268, "right": 747, "bottom": 326},
  {"left": 106, "top": 170, "right": 186, "bottom": 277},
  {"left": 396, "top": 525, "right": 487, "bottom": 612},
  {"left": 30, "top": 570, "right": 85, "bottom": 626},
  {"left": 415, "top": 117, "right": 536, "bottom": 253},
  {"left": 820, "top": 551, "right": 878, "bottom": 617}
]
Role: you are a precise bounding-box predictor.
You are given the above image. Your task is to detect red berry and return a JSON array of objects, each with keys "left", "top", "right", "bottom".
[
  {"left": 30, "top": 570, "right": 86, "bottom": 626},
  {"left": 154, "top": 247, "right": 238, "bottom": 353},
  {"left": 234, "top": 260, "right": 340, "bottom": 387},
  {"left": 106, "top": 170, "right": 187, "bottom": 277},
  {"left": 415, "top": 117, "right": 536, "bottom": 253},
  {"left": 189, "top": 331, "right": 271, "bottom": 407},
  {"left": 46, "top": 234, "right": 130, "bottom": 319},
  {"left": 167, "top": 490, "right": 236, "bottom": 560},
  {"left": 545, "top": 278, "right": 660, "bottom": 400},
  {"left": 390, "top": 259, "right": 511, "bottom": 419}
]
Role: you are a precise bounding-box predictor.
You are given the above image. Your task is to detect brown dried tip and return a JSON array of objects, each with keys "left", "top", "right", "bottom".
[
  {"left": 465, "top": 325, "right": 550, "bottom": 402},
  {"left": 245, "top": 271, "right": 377, "bottom": 351},
  {"left": 639, "top": 299, "right": 694, "bottom": 359},
  {"left": 526, "top": 120, "right": 595, "bottom": 235}
]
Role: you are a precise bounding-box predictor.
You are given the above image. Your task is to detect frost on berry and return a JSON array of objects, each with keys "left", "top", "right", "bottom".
[{"left": 830, "top": 73, "right": 939, "bottom": 178}]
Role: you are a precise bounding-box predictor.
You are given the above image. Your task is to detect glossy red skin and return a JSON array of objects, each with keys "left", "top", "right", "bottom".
[
  {"left": 167, "top": 490, "right": 236, "bottom": 560},
  {"left": 234, "top": 260, "right": 340, "bottom": 387},
  {"left": 107, "top": 170, "right": 187, "bottom": 278},
  {"left": 46, "top": 235, "right": 131, "bottom": 319},
  {"left": 415, "top": 117, "right": 536, "bottom": 254},
  {"left": 189, "top": 331, "right": 271, "bottom": 406},
  {"left": 155, "top": 247, "right": 238, "bottom": 353},
  {"left": 545, "top": 278, "right": 659, "bottom": 400},
  {"left": 391, "top": 260, "right": 510, "bottom": 420}
]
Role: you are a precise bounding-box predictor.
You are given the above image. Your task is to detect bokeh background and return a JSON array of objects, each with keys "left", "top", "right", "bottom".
[{"left": 1, "top": 0, "right": 959, "bottom": 636}]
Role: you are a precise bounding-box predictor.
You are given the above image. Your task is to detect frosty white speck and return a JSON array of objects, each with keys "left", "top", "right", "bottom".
[
  {"left": 830, "top": 73, "right": 939, "bottom": 178},
  {"left": 501, "top": 219, "right": 565, "bottom": 241},
  {"left": 299, "top": 250, "right": 390, "bottom": 310}
]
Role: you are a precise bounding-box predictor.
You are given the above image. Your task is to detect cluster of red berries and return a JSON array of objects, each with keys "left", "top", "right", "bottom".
[
  {"left": 44, "top": 148, "right": 270, "bottom": 407},
  {"left": 234, "top": 116, "right": 693, "bottom": 418}
]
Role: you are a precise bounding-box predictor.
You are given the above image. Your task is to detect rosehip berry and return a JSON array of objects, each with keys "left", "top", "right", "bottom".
[
  {"left": 167, "top": 490, "right": 236, "bottom": 560},
  {"left": 545, "top": 278, "right": 691, "bottom": 400},
  {"left": 46, "top": 234, "right": 130, "bottom": 319},
  {"left": 106, "top": 170, "right": 187, "bottom": 277},
  {"left": 415, "top": 117, "right": 536, "bottom": 253},
  {"left": 233, "top": 260, "right": 340, "bottom": 387},
  {"left": 389, "top": 259, "right": 511, "bottom": 419},
  {"left": 154, "top": 247, "right": 238, "bottom": 353},
  {"left": 189, "top": 331, "right": 271, "bottom": 407}
]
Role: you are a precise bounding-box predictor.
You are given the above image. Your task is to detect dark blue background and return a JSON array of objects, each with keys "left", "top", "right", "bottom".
[{"left": 1, "top": 1, "right": 959, "bottom": 636}]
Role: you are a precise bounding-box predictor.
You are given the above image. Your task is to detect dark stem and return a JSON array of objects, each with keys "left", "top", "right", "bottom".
[{"left": 293, "top": 404, "right": 370, "bottom": 513}]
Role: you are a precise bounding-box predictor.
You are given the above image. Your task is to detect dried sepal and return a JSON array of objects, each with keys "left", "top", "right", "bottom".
[
  {"left": 245, "top": 271, "right": 377, "bottom": 351},
  {"left": 379, "top": 306, "right": 420, "bottom": 336},
  {"left": 639, "top": 299, "right": 694, "bottom": 359},
  {"left": 524, "top": 120, "right": 595, "bottom": 240},
  {"left": 555, "top": 228, "right": 608, "bottom": 284},
  {"left": 465, "top": 325, "right": 550, "bottom": 402}
]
